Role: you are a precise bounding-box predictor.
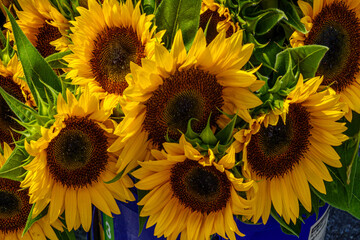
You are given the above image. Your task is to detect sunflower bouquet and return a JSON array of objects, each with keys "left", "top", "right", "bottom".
[{"left": 0, "top": 0, "right": 359, "bottom": 239}]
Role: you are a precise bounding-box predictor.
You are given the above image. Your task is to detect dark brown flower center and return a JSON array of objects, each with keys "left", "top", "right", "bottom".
[
  {"left": 90, "top": 26, "right": 145, "bottom": 95},
  {"left": 0, "top": 192, "right": 19, "bottom": 217},
  {"left": 199, "top": 9, "right": 234, "bottom": 44},
  {"left": 0, "top": 75, "right": 25, "bottom": 144},
  {"left": 246, "top": 103, "right": 312, "bottom": 179},
  {"left": 170, "top": 159, "right": 231, "bottom": 214},
  {"left": 304, "top": 1, "right": 360, "bottom": 92},
  {"left": 0, "top": 178, "right": 31, "bottom": 234},
  {"left": 143, "top": 67, "right": 224, "bottom": 148},
  {"left": 35, "top": 21, "right": 63, "bottom": 58},
  {"left": 46, "top": 116, "right": 109, "bottom": 188}
]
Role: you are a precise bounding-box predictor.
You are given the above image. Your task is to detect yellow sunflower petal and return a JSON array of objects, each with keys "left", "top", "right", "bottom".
[
  {"left": 77, "top": 188, "right": 92, "bottom": 231},
  {"left": 49, "top": 183, "right": 65, "bottom": 223},
  {"left": 65, "top": 188, "right": 78, "bottom": 230},
  {"left": 298, "top": 0, "right": 314, "bottom": 18}
]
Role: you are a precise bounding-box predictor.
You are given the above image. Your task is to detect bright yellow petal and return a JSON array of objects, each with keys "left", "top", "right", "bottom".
[
  {"left": 291, "top": 166, "right": 312, "bottom": 212},
  {"left": 49, "top": 183, "right": 66, "bottom": 223},
  {"left": 77, "top": 187, "right": 92, "bottom": 231},
  {"left": 65, "top": 188, "right": 77, "bottom": 230}
]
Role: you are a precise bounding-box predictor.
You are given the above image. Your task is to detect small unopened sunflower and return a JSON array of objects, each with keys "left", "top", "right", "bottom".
[
  {"left": 0, "top": 54, "right": 35, "bottom": 145},
  {"left": 133, "top": 135, "right": 254, "bottom": 240},
  {"left": 290, "top": 0, "right": 360, "bottom": 120},
  {"left": 234, "top": 75, "right": 348, "bottom": 224},
  {"left": 108, "top": 28, "right": 263, "bottom": 174},
  {"left": 5, "top": 0, "right": 70, "bottom": 58},
  {"left": 64, "top": 0, "right": 163, "bottom": 101},
  {"left": 0, "top": 142, "right": 63, "bottom": 239},
  {"left": 21, "top": 88, "right": 135, "bottom": 231},
  {"left": 200, "top": 0, "right": 238, "bottom": 44}
]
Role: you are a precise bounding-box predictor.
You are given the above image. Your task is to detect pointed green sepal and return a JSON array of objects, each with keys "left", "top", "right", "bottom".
[
  {"left": 270, "top": 207, "right": 301, "bottom": 237},
  {"left": 185, "top": 136, "right": 203, "bottom": 148},
  {"left": 199, "top": 115, "right": 217, "bottom": 145},
  {"left": 110, "top": 102, "right": 125, "bottom": 123},
  {"left": 215, "top": 114, "right": 237, "bottom": 145},
  {"left": 0, "top": 85, "right": 37, "bottom": 123},
  {"left": 0, "top": 30, "right": 14, "bottom": 65},
  {"left": 0, "top": 145, "right": 28, "bottom": 181},
  {"left": 15, "top": 119, "right": 48, "bottom": 141},
  {"left": 104, "top": 168, "right": 125, "bottom": 184},
  {"left": 164, "top": 128, "right": 172, "bottom": 143},
  {"left": 217, "top": 141, "right": 233, "bottom": 155},
  {"left": 45, "top": 50, "right": 71, "bottom": 69},
  {"left": 44, "top": 86, "right": 59, "bottom": 117},
  {"left": 184, "top": 118, "right": 200, "bottom": 139},
  {"left": 49, "top": 0, "right": 79, "bottom": 20}
]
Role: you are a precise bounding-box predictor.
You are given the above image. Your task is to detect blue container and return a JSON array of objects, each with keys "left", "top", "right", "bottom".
[
  {"left": 91, "top": 197, "right": 330, "bottom": 240},
  {"left": 218, "top": 204, "right": 330, "bottom": 240}
]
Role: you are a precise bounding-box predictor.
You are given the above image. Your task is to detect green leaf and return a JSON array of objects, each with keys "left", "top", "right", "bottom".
[
  {"left": 312, "top": 137, "right": 360, "bottom": 219},
  {"left": 0, "top": 146, "right": 27, "bottom": 181},
  {"left": 142, "top": 0, "right": 155, "bottom": 14},
  {"left": 255, "top": 9, "right": 287, "bottom": 35},
  {"left": 274, "top": 45, "right": 328, "bottom": 80},
  {"left": 155, "top": 0, "right": 202, "bottom": 50},
  {"left": 54, "top": 228, "right": 77, "bottom": 240},
  {"left": 5, "top": 7, "right": 62, "bottom": 110},
  {"left": 0, "top": 85, "right": 38, "bottom": 123},
  {"left": 269, "top": 53, "right": 295, "bottom": 91},
  {"left": 23, "top": 204, "right": 49, "bottom": 236},
  {"left": 252, "top": 41, "right": 283, "bottom": 76},
  {"left": 348, "top": 152, "right": 360, "bottom": 219},
  {"left": 309, "top": 186, "right": 325, "bottom": 219},
  {"left": 344, "top": 112, "right": 360, "bottom": 138},
  {"left": 225, "top": 0, "right": 239, "bottom": 9},
  {"left": 0, "top": 28, "right": 6, "bottom": 46},
  {"left": 278, "top": 0, "right": 307, "bottom": 33}
]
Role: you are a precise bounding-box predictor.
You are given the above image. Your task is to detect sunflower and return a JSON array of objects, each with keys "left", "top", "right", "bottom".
[
  {"left": 0, "top": 54, "right": 35, "bottom": 145},
  {"left": 21, "top": 88, "right": 135, "bottom": 231},
  {"left": 108, "top": 28, "right": 263, "bottom": 175},
  {"left": 132, "top": 135, "right": 254, "bottom": 240},
  {"left": 0, "top": 142, "right": 63, "bottom": 239},
  {"left": 234, "top": 75, "right": 348, "bottom": 224},
  {"left": 5, "top": 0, "right": 70, "bottom": 58},
  {"left": 200, "top": 0, "right": 238, "bottom": 44},
  {"left": 64, "top": 0, "right": 163, "bottom": 102},
  {"left": 290, "top": 0, "right": 360, "bottom": 120}
]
